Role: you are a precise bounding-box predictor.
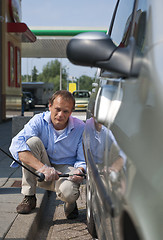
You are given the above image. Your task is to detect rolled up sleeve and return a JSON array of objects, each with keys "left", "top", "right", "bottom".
[{"left": 9, "top": 115, "right": 42, "bottom": 166}]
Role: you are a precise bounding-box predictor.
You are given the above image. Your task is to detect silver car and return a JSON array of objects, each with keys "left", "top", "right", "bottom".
[{"left": 67, "top": 0, "right": 163, "bottom": 239}]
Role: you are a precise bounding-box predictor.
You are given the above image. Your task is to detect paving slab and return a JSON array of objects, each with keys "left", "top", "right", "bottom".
[
  {"left": 0, "top": 119, "right": 48, "bottom": 240},
  {"left": 35, "top": 184, "right": 93, "bottom": 240}
]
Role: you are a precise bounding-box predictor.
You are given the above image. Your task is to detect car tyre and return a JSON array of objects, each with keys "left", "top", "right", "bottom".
[{"left": 86, "top": 173, "right": 97, "bottom": 238}]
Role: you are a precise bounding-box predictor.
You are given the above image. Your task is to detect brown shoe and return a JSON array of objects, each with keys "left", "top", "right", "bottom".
[
  {"left": 16, "top": 195, "right": 37, "bottom": 214},
  {"left": 64, "top": 201, "right": 78, "bottom": 219}
]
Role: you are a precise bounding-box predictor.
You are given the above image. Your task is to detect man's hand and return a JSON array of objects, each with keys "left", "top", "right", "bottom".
[
  {"left": 68, "top": 168, "right": 85, "bottom": 184},
  {"left": 38, "top": 165, "right": 61, "bottom": 182}
]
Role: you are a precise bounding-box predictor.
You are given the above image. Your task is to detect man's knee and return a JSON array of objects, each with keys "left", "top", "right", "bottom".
[
  {"left": 56, "top": 180, "right": 80, "bottom": 203},
  {"left": 26, "top": 136, "right": 42, "bottom": 149},
  {"left": 26, "top": 137, "right": 47, "bottom": 163},
  {"left": 26, "top": 136, "right": 46, "bottom": 154}
]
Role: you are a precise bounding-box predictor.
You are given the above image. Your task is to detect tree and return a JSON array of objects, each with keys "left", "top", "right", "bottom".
[
  {"left": 77, "top": 75, "right": 94, "bottom": 91},
  {"left": 38, "top": 60, "right": 60, "bottom": 82},
  {"left": 31, "top": 66, "right": 38, "bottom": 82},
  {"left": 21, "top": 59, "right": 95, "bottom": 92},
  {"left": 37, "top": 59, "right": 68, "bottom": 90},
  {"left": 21, "top": 74, "right": 31, "bottom": 82}
]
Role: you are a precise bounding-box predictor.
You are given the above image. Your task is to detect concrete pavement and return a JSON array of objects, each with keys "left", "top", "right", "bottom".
[
  {"left": 0, "top": 119, "right": 47, "bottom": 240},
  {"left": 35, "top": 184, "right": 92, "bottom": 240}
]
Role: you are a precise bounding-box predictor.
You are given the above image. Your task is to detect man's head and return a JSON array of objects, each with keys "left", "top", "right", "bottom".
[{"left": 49, "top": 90, "right": 75, "bottom": 130}]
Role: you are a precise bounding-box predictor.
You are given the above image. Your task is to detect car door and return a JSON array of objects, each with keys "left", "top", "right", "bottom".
[
  {"left": 99, "top": 0, "right": 150, "bottom": 239},
  {"left": 84, "top": 0, "right": 148, "bottom": 239},
  {"left": 84, "top": 0, "right": 138, "bottom": 239},
  {"left": 67, "top": 0, "right": 159, "bottom": 239}
]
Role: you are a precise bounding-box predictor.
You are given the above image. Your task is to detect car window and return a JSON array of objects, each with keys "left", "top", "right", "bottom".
[
  {"left": 133, "top": 0, "right": 147, "bottom": 52},
  {"left": 110, "top": 0, "right": 147, "bottom": 52},
  {"left": 110, "top": 0, "right": 135, "bottom": 47},
  {"left": 73, "top": 92, "right": 90, "bottom": 98},
  {"left": 26, "top": 93, "right": 32, "bottom": 98}
]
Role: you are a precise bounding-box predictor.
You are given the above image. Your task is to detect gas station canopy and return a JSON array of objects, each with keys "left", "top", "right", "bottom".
[{"left": 21, "top": 26, "right": 107, "bottom": 58}]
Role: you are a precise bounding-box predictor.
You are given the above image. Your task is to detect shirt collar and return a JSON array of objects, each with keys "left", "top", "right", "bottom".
[
  {"left": 44, "top": 111, "right": 51, "bottom": 124},
  {"left": 43, "top": 111, "right": 74, "bottom": 133}
]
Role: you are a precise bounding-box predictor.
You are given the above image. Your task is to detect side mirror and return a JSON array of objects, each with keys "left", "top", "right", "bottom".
[
  {"left": 67, "top": 32, "right": 142, "bottom": 78},
  {"left": 94, "top": 82, "right": 123, "bottom": 127}
]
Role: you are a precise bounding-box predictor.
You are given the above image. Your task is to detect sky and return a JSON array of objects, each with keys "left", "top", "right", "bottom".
[{"left": 21, "top": 0, "right": 116, "bottom": 78}]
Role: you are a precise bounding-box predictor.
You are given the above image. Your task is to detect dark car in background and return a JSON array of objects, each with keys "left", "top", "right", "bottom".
[
  {"left": 67, "top": 0, "right": 163, "bottom": 239},
  {"left": 22, "top": 92, "right": 30, "bottom": 111},
  {"left": 22, "top": 91, "right": 35, "bottom": 109}
]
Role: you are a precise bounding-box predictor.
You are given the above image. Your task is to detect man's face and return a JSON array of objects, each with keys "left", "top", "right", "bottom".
[{"left": 49, "top": 96, "right": 73, "bottom": 130}]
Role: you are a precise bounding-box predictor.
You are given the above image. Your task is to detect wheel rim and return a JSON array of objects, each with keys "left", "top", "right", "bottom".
[{"left": 86, "top": 173, "right": 91, "bottom": 223}]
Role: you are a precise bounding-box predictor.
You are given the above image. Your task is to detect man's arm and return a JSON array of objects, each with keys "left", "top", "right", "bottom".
[
  {"left": 18, "top": 151, "right": 60, "bottom": 181},
  {"left": 9, "top": 114, "right": 47, "bottom": 162},
  {"left": 18, "top": 151, "right": 44, "bottom": 171}
]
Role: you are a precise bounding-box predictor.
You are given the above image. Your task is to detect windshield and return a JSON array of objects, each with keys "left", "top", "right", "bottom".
[
  {"left": 23, "top": 92, "right": 33, "bottom": 98},
  {"left": 73, "top": 91, "right": 90, "bottom": 98}
]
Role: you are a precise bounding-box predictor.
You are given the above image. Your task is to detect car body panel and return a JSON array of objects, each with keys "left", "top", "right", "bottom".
[{"left": 67, "top": 0, "right": 163, "bottom": 239}]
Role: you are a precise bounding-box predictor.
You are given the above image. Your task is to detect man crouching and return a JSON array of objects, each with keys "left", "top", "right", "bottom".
[{"left": 9, "top": 90, "right": 86, "bottom": 219}]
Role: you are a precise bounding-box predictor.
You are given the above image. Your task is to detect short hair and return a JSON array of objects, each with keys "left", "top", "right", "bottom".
[{"left": 49, "top": 90, "right": 75, "bottom": 111}]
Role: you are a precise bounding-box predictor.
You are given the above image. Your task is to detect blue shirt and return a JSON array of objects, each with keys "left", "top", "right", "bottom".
[{"left": 9, "top": 111, "right": 86, "bottom": 171}]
